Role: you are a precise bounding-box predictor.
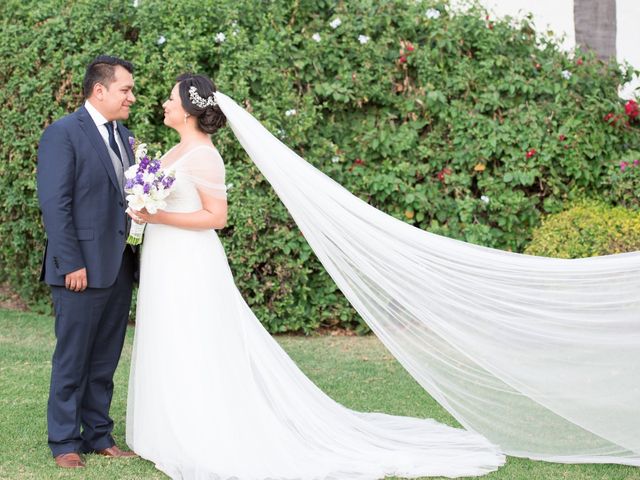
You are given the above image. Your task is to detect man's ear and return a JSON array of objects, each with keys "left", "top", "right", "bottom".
[{"left": 92, "top": 82, "right": 105, "bottom": 102}]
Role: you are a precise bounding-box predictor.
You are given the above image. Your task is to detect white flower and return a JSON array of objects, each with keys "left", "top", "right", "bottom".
[
  {"left": 330, "top": 18, "right": 342, "bottom": 29},
  {"left": 312, "top": 33, "right": 321, "bottom": 42},
  {"left": 126, "top": 193, "right": 145, "bottom": 211},
  {"left": 425, "top": 8, "right": 441, "bottom": 19},
  {"left": 285, "top": 109, "right": 297, "bottom": 117},
  {"left": 561, "top": 70, "right": 572, "bottom": 80},
  {"left": 157, "top": 35, "right": 166, "bottom": 45},
  {"left": 480, "top": 195, "right": 490, "bottom": 204},
  {"left": 226, "top": 183, "right": 234, "bottom": 190},
  {"left": 132, "top": 184, "right": 145, "bottom": 195},
  {"left": 331, "top": 156, "right": 340, "bottom": 163},
  {"left": 358, "top": 35, "right": 370, "bottom": 44},
  {"left": 132, "top": 0, "right": 140, "bottom": 7},
  {"left": 135, "top": 143, "right": 147, "bottom": 161},
  {"left": 124, "top": 165, "right": 138, "bottom": 180},
  {"left": 215, "top": 32, "right": 226, "bottom": 43},
  {"left": 142, "top": 172, "right": 155, "bottom": 184},
  {"left": 152, "top": 188, "right": 170, "bottom": 201},
  {"left": 144, "top": 199, "right": 166, "bottom": 214}
]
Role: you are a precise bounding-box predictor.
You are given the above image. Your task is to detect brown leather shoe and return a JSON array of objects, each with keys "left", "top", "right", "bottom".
[
  {"left": 97, "top": 445, "right": 138, "bottom": 458},
  {"left": 55, "top": 452, "right": 85, "bottom": 468}
]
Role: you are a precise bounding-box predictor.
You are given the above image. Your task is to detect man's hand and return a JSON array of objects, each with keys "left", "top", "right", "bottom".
[{"left": 65, "top": 268, "right": 87, "bottom": 292}]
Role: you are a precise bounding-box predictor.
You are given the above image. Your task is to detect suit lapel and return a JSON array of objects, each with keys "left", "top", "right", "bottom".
[
  {"left": 77, "top": 106, "right": 121, "bottom": 193},
  {"left": 116, "top": 123, "right": 135, "bottom": 168}
]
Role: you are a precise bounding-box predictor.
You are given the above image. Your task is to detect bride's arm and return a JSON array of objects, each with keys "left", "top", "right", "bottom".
[{"left": 129, "top": 190, "right": 228, "bottom": 230}]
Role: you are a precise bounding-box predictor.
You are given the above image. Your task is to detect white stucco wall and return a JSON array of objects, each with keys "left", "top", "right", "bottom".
[{"left": 617, "top": 0, "right": 640, "bottom": 98}]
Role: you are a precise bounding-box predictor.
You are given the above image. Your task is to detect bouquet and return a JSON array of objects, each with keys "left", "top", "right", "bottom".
[{"left": 124, "top": 140, "right": 176, "bottom": 245}]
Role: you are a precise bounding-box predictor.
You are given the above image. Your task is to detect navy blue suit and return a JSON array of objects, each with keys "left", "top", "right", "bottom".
[{"left": 37, "top": 105, "right": 136, "bottom": 456}]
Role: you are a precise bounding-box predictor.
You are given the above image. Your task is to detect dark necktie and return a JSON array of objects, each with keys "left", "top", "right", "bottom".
[{"left": 105, "top": 121, "right": 123, "bottom": 164}]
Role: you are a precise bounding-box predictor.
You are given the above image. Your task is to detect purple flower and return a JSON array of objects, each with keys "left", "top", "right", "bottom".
[
  {"left": 143, "top": 183, "right": 151, "bottom": 194},
  {"left": 135, "top": 173, "right": 144, "bottom": 185},
  {"left": 125, "top": 179, "right": 135, "bottom": 190},
  {"left": 620, "top": 161, "right": 628, "bottom": 171},
  {"left": 162, "top": 176, "right": 175, "bottom": 189},
  {"left": 148, "top": 159, "right": 161, "bottom": 174},
  {"left": 128, "top": 136, "right": 135, "bottom": 149}
]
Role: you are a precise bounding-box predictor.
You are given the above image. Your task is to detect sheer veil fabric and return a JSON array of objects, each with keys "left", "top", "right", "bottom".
[
  {"left": 127, "top": 146, "right": 504, "bottom": 477},
  {"left": 213, "top": 92, "right": 640, "bottom": 466}
]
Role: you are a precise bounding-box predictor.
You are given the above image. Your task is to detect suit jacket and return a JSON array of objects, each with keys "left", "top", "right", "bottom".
[{"left": 37, "top": 105, "right": 135, "bottom": 288}]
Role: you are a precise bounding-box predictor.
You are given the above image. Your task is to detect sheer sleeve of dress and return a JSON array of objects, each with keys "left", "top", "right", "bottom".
[{"left": 180, "top": 146, "right": 227, "bottom": 200}]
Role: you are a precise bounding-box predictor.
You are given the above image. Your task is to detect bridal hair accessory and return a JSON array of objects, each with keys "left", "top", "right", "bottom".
[{"left": 189, "top": 86, "right": 217, "bottom": 108}]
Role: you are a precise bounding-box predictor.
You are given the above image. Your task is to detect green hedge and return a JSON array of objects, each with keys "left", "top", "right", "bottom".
[
  {"left": 1, "top": 0, "right": 639, "bottom": 331},
  {"left": 525, "top": 201, "right": 640, "bottom": 258}
]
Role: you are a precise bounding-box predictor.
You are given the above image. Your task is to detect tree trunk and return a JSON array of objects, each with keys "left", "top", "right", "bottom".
[{"left": 574, "top": 0, "right": 616, "bottom": 60}]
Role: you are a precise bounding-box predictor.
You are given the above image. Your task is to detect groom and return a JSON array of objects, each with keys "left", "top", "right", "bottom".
[{"left": 37, "top": 55, "right": 137, "bottom": 468}]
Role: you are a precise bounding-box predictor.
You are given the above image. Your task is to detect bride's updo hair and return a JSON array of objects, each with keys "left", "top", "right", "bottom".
[{"left": 177, "top": 73, "right": 226, "bottom": 134}]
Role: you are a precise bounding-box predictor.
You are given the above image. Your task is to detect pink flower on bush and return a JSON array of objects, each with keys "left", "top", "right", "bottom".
[
  {"left": 436, "top": 167, "right": 452, "bottom": 182},
  {"left": 526, "top": 148, "right": 537, "bottom": 159},
  {"left": 618, "top": 159, "right": 639, "bottom": 172},
  {"left": 625, "top": 100, "right": 639, "bottom": 120},
  {"left": 348, "top": 158, "right": 365, "bottom": 172},
  {"left": 398, "top": 40, "right": 415, "bottom": 64}
]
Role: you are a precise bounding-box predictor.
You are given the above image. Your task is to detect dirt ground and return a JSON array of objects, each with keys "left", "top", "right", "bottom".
[{"left": 0, "top": 284, "right": 28, "bottom": 311}]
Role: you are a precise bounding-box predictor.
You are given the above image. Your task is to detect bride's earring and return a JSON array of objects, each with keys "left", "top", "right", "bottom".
[{"left": 184, "top": 113, "right": 190, "bottom": 125}]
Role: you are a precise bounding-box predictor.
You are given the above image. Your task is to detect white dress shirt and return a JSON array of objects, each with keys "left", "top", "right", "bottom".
[
  {"left": 84, "top": 100, "right": 126, "bottom": 161},
  {"left": 84, "top": 100, "right": 129, "bottom": 194}
]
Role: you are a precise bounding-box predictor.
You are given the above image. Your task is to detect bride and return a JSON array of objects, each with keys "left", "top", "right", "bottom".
[{"left": 126, "top": 73, "right": 505, "bottom": 479}]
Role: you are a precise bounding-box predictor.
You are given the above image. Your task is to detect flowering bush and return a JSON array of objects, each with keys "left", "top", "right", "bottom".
[
  {"left": 1, "top": 0, "right": 639, "bottom": 330},
  {"left": 625, "top": 100, "right": 639, "bottom": 121},
  {"left": 604, "top": 150, "right": 640, "bottom": 210}
]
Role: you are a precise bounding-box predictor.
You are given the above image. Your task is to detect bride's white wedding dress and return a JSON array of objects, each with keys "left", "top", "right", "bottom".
[{"left": 126, "top": 145, "right": 504, "bottom": 479}]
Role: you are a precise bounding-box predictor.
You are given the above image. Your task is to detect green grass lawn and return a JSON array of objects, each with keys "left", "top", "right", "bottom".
[{"left": 1, "top": 308, "right": 638, "bottom": 480}]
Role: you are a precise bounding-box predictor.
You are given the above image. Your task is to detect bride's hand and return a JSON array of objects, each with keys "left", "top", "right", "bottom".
[{"left": 128, "top": 208, "right": 165, "bottom": 225}]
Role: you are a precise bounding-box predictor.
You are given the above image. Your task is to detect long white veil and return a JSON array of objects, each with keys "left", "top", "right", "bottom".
[{"left": 214, "top": 91, "right": 640, "bottom": 466}]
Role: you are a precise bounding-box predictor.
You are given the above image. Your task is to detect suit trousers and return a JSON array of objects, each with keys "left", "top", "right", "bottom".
[{"left": 47, "top": 247, "right": 134, "bottom": 457}]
